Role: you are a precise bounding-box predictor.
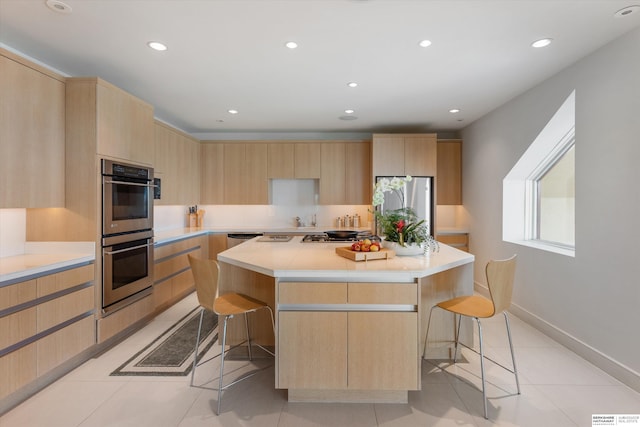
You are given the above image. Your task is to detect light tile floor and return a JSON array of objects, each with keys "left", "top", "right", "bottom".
[{"left": 2, "top": 293, "right": 639, "bottom": 426}]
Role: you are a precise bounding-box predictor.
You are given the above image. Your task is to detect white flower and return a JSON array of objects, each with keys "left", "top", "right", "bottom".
[{"left": 372, "top": 175, "right": 412, "bottom": 207}]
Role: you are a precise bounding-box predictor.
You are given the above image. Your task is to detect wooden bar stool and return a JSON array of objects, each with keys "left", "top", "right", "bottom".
[
  {"left": 187, "top": 255, "right": 275, "bottom": 415},
  {"left": 424, "top": 255, "right": 520, "bottom": 419}
]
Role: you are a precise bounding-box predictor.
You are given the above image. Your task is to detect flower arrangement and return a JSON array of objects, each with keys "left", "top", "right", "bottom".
[{"left": 372, "top": 176, "right": 439, "bottom": 254}]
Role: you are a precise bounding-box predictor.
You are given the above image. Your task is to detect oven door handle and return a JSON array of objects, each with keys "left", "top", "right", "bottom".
[
  {"left": 104, "top": 180, "right": 156, "bottom": 188},
  {"left": 104, "top": 242, "right": 152, "bottom": 255}
]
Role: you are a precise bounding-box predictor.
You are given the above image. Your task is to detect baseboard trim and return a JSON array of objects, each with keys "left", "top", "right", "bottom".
[{"left": 474, "top": 281, "right": 640, "bottom": 393}]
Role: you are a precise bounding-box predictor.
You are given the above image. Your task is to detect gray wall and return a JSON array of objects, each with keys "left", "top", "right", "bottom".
[{"left": 461, "top": 27, "right": 640, "bottom": 388}]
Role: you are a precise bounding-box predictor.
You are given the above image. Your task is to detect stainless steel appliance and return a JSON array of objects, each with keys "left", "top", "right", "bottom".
[
  {"left": 102, "top": 159, "right": 154, "bottom": 236},
  {"left": 375, "top": 176, "right": 434, "bottom": 236},
  {"left": 301, "top": 231, "right": 371, "bottom": 243},
  {"left": 227, "top": 233, "right": 263, "bottom": 248},
  {"left": 102, "top": 229, "right": 154, "bottom": 313}
]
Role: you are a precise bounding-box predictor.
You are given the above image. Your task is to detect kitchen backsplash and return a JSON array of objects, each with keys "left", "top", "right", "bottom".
[
  {"left": 1, "top": 204, "right": 466, "bottom": 257},
  {"left": 0, "top": 209, "right": 26, "bottom": 257},
  {"left": 154, "top": 204, "right": 374, "bottom": 231}
]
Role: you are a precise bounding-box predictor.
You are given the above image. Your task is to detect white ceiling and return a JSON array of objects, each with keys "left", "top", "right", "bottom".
[{"left": 1, "top": 0, "right": 639, "bottom": 137}]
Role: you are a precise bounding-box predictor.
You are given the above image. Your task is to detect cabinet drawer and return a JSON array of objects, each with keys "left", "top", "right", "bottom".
[
  {"left": 348, "top": 283, "right": 417, "bottom": 305},
  {"left": 37, "top": 264, "right": 94, "bottom": 297},
  {"left": 0, "top": 307, "right": 37, "bottom": 349},
  {"left": 37, "top": 287, "right": 94, "bottom": 333},
  {"left": 0, "top": 279, "right": 36, "bottom": 310},
  {"left": 279, "top": 282, "right": 347, "bottom": 304}
]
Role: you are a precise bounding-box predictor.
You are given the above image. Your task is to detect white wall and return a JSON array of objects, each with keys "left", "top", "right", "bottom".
[{"left": 461, "top": 27, "right": 640, "bottom": 388}]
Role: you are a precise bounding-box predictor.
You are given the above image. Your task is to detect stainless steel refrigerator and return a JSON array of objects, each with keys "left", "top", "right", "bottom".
[{"left": 375, "top": 176, "right": 434, "bottom": 236}]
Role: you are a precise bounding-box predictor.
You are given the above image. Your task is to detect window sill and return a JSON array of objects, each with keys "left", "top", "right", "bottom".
[{"left": 505, "top": 238, "right": 575, "bottom": 258}]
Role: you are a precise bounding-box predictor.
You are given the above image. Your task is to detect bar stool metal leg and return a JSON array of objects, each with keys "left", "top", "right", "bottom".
[
  {"left": 504, "top": 312, "right": 521, "bottom": 394},
  {"left": 190, "top": 308, "right": 205, "bottom": 386},
  {"left": 217, "top": 315, "right": 229, "bottom": 415},
  {"left": 476, "top": 318, "right": 488, "bottom": 419},
  {"left": 244, "top": 312, "right": 253, "bottom": 360}
]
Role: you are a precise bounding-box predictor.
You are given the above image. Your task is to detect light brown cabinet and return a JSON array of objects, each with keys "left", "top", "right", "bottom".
[
  {"left": 64, "top": 77, "right": 153, "bottom": 166},
  {"left": 223, "top": 143, "right": 268, "bottom": 204},
  {"left": 319, "top": 141, "right": 371, "bottom": 205},
  {"left": 294, "top": 143, "right": 321, "bottom": 179},
  {"left": 372, "top": 133, "right": 437, "bottom": 178},
  {"left": 267, "top": 142, "right": 321, "bottom": 179},
  {"left": 0, "top": 49, "right": 65, "bottom": 208},
  {"left": 436, "top": 233, "right": 469, "bottom": 252},
  {"left": 27, "top": 77, "right": 155, "bottom": 242},
  {"left": 153, "top": 235, "right": 208, "bottom": 311},
  {"left": 437, "top": 139, "right": 462, "bottom": 205},
  {"left": 267, "top": 143, "right": 295, "bottom": 178},
  {"left": 277, "top": 281, "right": 419, "bottom": 392},
  {"left": 200, "top": 142, "right": 225, "bottom": 204},
  {"left": 0, "top": 264, "right": 95, "bottom": 400},
  {"left": 319, "top": 142, "right": 347, "bottom": 204},
  {"left": 154, "top": 121, "right": 200, "bottom": 205}
]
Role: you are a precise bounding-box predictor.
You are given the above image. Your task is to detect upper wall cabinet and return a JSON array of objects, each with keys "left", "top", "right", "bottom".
[
  {"left": 0, "top": 50, "right": 65, "bottom": 208},
  {"left": 224, "top": 143, "right": 268, "bottom": 204},
  {"left": 200, "top": 142, "right": 224, "bottom": 205},
  {"left": 372, "top": 134, "right": 437, "bottom": 178},
  {"left": 154, "top": 121, "right": 200, "bottom": 205},
  {"left": 67, "top": 78, "right": 154, "bottom": 166},
  {"left": 437, "top": 139, "right": 462, "bottom": 205},
  {"left": 320, "top": 141, "right": 371, "bottom": 205},
  {"left": 267, "top": 142, "right": 321, "bottom": 179}
]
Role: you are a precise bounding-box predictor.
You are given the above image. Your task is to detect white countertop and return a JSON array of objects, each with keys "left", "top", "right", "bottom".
[
  {"left": 217, "top": 236, "right": 474, "bottom": 281},
  {"left": 0, "top": 249, "right": 94, "bottom": 286}
]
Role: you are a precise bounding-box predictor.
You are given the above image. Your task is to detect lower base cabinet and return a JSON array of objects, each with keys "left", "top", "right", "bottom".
[
  {"left": 278, "top": 311, "right": 347, "bottom": 389},
  {"left": 153, "top": 234, "right": 207, "bottom": 310},
  {"left": 277, "top": 281, "right": 419, "bottom": 392},
  {"left": 436, "top": 233, "right": 469, "bottom": 252},
  {"left": 0, "top": 263, "right": 95, "bottom": 401}
]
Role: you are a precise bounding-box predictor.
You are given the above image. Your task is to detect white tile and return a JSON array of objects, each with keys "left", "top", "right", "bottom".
[
  {"left": 537, "top": 384, "right": 640, "bottom": 426},
  {"left": 77, "top": 381, "right": 200, "bottom": 427},
  {"left": 0, "top": 380, "right": 127, "bottom": 427},
  {"left": 279, "top": 402, "right": 377, "bottom": 427},
  {"left": 376, "top": 382, "right": 477, "bottom": 426}
]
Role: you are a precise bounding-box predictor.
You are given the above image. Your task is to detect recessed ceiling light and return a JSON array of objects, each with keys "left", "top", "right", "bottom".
[
  {"left": 147, "top": 41, "right": 168, "bottom": 51},
  {"left": 344, "top": 109, "right": 355, "bottom": 114},
  {"left": 418, "top": 39, "right": 432, "bottom": 48},
  {"left": 614, "top": 5, "right": 640, "bottom": 18},
  {"left": 228, "top": 109, "right": 239, "bottom": 114},
  {"left": 531, "top": 38, "right": 553, "bottom": 48},
  {"left": 46, "top": 0, "right": 72, "bottom": 14},
  {"left": 285, "top": 41, "right": 298, "bottom": 49},
  {"left": 347, "top": 82, "right": 358, "bottom": 88},
  {"left": 449, "top": 109, "right": 460, "bottom": 113}
]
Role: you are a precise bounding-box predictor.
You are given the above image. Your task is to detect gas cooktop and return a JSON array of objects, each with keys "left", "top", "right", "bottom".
[{"left": 301, "top": 233, "right": 372, "bottom": 243}]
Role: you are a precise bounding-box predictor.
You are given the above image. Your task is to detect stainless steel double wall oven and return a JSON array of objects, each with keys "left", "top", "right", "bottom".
[{"left": 101, "top": 159, "right": 154, "bottom": 313}]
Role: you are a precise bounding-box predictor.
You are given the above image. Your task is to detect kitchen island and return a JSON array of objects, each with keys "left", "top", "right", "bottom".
[{"left": 217, "top": 236, "right": 474, "bottom": 403}]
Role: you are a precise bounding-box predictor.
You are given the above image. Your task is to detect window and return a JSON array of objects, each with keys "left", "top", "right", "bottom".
[
  {"left": 503, "top": 91, "right": 575, "bottom": 257},
  {"left": 528, "top": 139, "right": 575, "bottom": 247}
]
